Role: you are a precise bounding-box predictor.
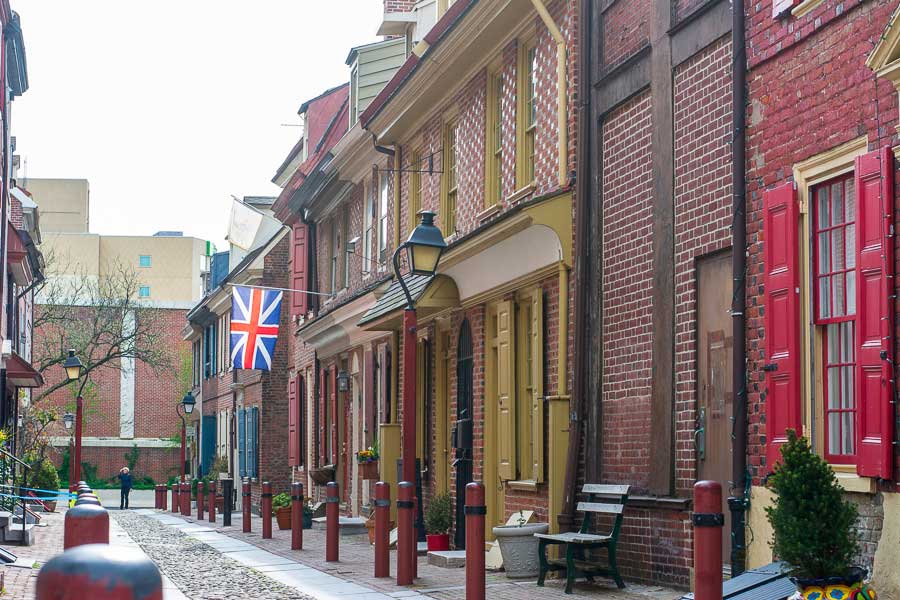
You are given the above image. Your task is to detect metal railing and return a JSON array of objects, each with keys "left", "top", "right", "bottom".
[{"left": 0, "top": 447, "right": 30, "bottom": 545}]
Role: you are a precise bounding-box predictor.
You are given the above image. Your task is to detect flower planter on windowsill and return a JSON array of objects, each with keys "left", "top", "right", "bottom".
[
  {"left": 309, "top": 465, "right": 336, "bottom": 487},
  {"left": 358, "top": 461, "right": 379, "bottom": 480}
]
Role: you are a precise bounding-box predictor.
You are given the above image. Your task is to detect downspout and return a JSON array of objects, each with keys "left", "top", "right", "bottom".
[
  {"left": 561, "top": 0, "right": 591, "bottom": 533},
  {"left": 730, "top": 0, "right": 749, "bottom": 578},
  {"left": 530, "top": 0, "right": 568, "bottom": 187}
]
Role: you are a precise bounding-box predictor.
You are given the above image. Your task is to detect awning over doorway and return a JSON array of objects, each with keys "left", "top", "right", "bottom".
[
  {"left": 6, "top": 352, "right": 44, "bottom": 388},
  {"left": 358, "top": 274, "right": 460, "bottom": 331}
]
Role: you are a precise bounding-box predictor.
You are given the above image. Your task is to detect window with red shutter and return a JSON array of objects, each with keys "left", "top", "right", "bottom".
[
  {"left": 330, "top": 366, "right": 339, "bottom": 466},
  {"left": 288, "top": 376, "right": 298, "bottom": 467},
  {"left": 291, "top": 223, "right": 309, "bottom": 318},
  {"left": 763, "top": 181, "right": 803, "bottom": 470},
  {"left": 854, "top": 147, "right": 894, "bottom": 479}
]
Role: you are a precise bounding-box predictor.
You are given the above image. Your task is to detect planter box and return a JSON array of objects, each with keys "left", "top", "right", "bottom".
[
  {"left": 426, "top": 533, "right": 450, "bottom": 551},
  {"left": 309, "top": 465, "right": 335, "bottom": 487},
  {"left": 358, "top": 461, "right": 379, "bottom": 480},
  {"left": 275, "top": 507, "right": 292, "bottom": 530},
  {"left": 492, "top": 523, "right": 549, "bottom": 578}
]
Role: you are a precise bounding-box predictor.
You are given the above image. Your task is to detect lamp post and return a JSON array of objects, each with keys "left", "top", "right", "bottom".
[
  {"left": 62, "top": 350, "right": 88, "bottom": 489},
  {"left": 176, "top": 393, "right": 196, "bottom": 483},
  {"left": 392, "top": 211, "right": 447, "bottom": 569},
  {"left": 63, "top": 412, "right": 75, "bottom": 487}
]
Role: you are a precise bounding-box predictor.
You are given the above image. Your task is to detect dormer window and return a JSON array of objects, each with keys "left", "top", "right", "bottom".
[{"left": 346, "top": 38, "right": 407, "bottom": 128}]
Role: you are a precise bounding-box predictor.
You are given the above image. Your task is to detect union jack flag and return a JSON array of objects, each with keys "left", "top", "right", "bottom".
[{"left": 230, "top": 286, "right": 283, "bottom": 371}]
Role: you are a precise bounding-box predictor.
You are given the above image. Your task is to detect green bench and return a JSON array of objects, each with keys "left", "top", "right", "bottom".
[{"left": 535, "top": 484, "right": 629, "bottom": 593}]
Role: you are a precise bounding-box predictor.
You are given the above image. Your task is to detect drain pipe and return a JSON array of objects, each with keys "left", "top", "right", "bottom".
[
  {"left": 729, "top": 0, "right": 749, "bottom": 577},
  {"left": 530, "top": 0, "right": 568, "bottom": 188},
  {"left": 560, "top": 0, "right": 592, "bottom": 533}
]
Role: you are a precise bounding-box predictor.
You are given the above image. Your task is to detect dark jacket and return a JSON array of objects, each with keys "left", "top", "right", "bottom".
[{"left": 118, "top": 472, "right": 133, "bottom": 489}]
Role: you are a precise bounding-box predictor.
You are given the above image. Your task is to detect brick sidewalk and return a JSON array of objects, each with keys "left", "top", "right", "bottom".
[
  {"left": 171, "top": 509, "right": 681, "bottom": 600},
  {"left": 0, "top": 509, "right": 65, "bottom": 600}
]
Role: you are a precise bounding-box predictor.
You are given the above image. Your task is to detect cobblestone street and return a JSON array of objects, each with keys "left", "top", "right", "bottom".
[{"left": 108, "top": 508, "right": 683, "bottom": 600}]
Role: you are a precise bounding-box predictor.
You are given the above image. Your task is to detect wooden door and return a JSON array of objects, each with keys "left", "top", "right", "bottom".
[
  {"left": 696, "top": 250, "right": 733, "bottom": 565},
  {"left": 454, "top": 320, "right": 474, "bottom": 549}
]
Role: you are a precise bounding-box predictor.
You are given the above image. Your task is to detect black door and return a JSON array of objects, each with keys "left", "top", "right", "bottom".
[{"left": 454, "top": 320, "right": 474, "bottom": 549}]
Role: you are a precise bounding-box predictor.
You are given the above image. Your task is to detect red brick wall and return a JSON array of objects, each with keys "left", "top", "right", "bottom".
[
  {"left": 744, "top": 0, "right": 900, "bottom": 484},
  {"left": 601, "top": 90, "right": 654, "bottom": 490},
  {"left": 672, "top": 35, "right": 734, "bottom": 497},
  {"left": 384, "top": 0, "right": 416, "bottom": 12},
  {"left": 602, "top": 0, "right": 650, "bottom": 68}
]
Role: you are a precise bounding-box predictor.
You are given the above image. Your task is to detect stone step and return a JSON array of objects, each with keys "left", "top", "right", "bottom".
[
  {"left": 3, "top": 523, "right": 35, "bottom": 545},
  {"left": 428, "top": 550, "right": 466, "bottom": 568},
  {"left": 0, "top": 511, "right": 13, "bottom": 528},
  {"left": 311, "top": 516, "right": 368, "bottom": 536}
]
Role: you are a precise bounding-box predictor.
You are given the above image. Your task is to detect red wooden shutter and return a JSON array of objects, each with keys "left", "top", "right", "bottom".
[
  {"left": 365, "top": 349, "right": 376, "bottom": 447},
  {"left": 288, "top": 376, "right": 298, "bottom": 467},
  {"left": 291, "top": 223, "right": 309, "bottom": 318},
  {"left": 855, "top": 147, "right": 895, "bottom": 479},
  {"left": 319, "top": 367, "right": 327, "bottom": 467},
  {"left": 331, "top": 366, "right": 339, "bottom": 465},
  {"left": 763, "top": 181, "right": 803, "bottom": 470}
]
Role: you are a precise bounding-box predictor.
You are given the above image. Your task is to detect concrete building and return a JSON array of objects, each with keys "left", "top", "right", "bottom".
[{"left": 32, "top": 178, "right": 215, "bottom": 483}]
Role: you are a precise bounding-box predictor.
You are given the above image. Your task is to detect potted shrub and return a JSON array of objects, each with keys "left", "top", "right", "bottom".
[
  {"left": 303, "top": 500, "right": 313, "bottom": 529},
  {"left": 766, "top": 430, "right": 876, "bottom": 596},
  {"left": 364, "top": 505, "right": 393, "bottom": 544},
  {"left": 492, "top": 510, "right": 549, "bottom": 578},
  {"left": 272, "top": 492, "right": 292, "bottom": 530},
  {"left": 30, "top": 458, "right": 61, "bottom": 512},
  {"left": 424, "top": 493, "right": 452, "bottom": 551},
  {"left": 356, "top": 441, "right": 379, "bottom": 480}
]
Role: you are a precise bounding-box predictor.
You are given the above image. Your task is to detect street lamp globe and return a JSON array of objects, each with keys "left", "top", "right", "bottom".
[
  {"left": 181, "top": 392, "right": 196, "bottom": 415},
  {"left": 63, "top": 349, "right": 85, "bottom": 382},
  {"left": 405, "top": 211, "right": 447, "bottom": 276},
  {"left": 62, "top": 412, "right": 75, "bottom": 431}
]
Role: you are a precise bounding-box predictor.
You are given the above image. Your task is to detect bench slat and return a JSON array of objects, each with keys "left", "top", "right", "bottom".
[
  {"left": 582, "top": 484, "right": 629, "bottom": 495},
  {"left": 577, "top": 502, "right": 625, "bottom": 515},
  {"left": 535, "top": 532, "right": 611, "bottom": 544}
]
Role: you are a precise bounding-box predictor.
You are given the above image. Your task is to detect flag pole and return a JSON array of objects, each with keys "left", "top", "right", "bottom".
[{"left": 227, "top": 282, "right": 335, "bottom": 297}]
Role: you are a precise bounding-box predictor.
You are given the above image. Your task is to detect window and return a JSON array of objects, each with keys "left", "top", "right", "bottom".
[
  {"left": 813, "top": 175, "right": 857, "bottom": 462},
  {"left": 350, "top": 65, "right": 359, "bottom": 126},
  {"left": 516, "top": 39, "right": 538, "bottom": 188},
  {"left": 139, "top": 255, "right": 151, "bottom": 268},
  {"left": 486, "top": 70, "right": 504, "bottom": 206},
  {"left": 441, "top": 120, "right": 458, "bottom": 236},
  {"left": 238, "top": 406, "right": 259, "bottom": 479},
  {"left": 139, "top": 285, "right": 150, "bottom": 298},
  {"left": 364, "top": 182, "right": 374, "bottom": 274},
  {"left": 330, "top": 218, "right": 338, "bottom": 293},
  {"left": 342, "top": 208, "right": 350, "bottom": 289},
  {"left": 409, "top": 151, "right": 422, "bottom": 231},
  {"left": 379, "top": 173, "right": 390, "bottom": 261}
]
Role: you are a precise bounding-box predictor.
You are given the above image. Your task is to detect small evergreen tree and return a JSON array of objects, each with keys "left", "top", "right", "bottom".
[{"left": 765, "top": 430, "right": 859, "bottom": 579}]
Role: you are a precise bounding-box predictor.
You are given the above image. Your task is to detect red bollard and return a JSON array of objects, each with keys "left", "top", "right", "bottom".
[
  {"left": 325, "top": 481, "right": 339, "bottom": 562},
  {"left": 262, "top": 482, "right": 273, "bottom": 539},
  {"left": 374, "top": 481, "right": 390, "bottom": 578},
  {"left": 197, "top": 481, "right": 205, "bottom": 521},
  {"left": 465, "top": 482, "right": 486, "bottom": 600},
  {"left": 397, "top": 481, "right": 414, "bottom": 585},
  {"left": 160, "top": 485, "right": 167, "bottom": 511},
  {"left": 291, "top": 482, "right": 303, "bottom": 550},
  {"left": 242, "top": 479, "right": 251, "bottom": 533},
  {"left": 37, "top": 543, "right": 163, "bottom": 600},
  {"left": 182, "top": 482, "right": 191, "bottom": 517},
  {"left": 171, "top": 485, "right": 178, "bottom": 514},
  {"left": 208, "top": 480, "right": 216, "bottom": 523},
  {"left": 693, "top": 481, "right": 723, "bottom": 600},
  {"left": 64, "top": 504, "right": 110, "bottom": 549},
  {"left": 153, "top": 485, "right": 159, "bottom": 509}
]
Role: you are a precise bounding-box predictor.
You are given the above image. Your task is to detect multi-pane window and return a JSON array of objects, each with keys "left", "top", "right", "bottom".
[
  {"left": 342, "top": 208, "right": 350, "bottom": 289},
  {"left": 364, "top": 183, "right": 374, "bottom": 274},
  {"left": 443, "top": 121, "right": 458, "bottom": 236},
  {"left": 813, "top": 174, "right": 857, "bottom": 462},
  {"left": 139, "top": 285, "right": 150, "bottom": 298},
  {"left": 330, "top": 218, "right": 338, "bottom": 293},
  {"left": 139, "top": 255, "right": 151, "bottom": 268},
  {"left": 379, "top": 174, "right": 390, "bottom": 261},
  {"left": 525, "top": 45, "right": 537, "bottom": 184},
  {"left": 487, "top": 72, "right": 503, "bottom": 205},
  {"left": 409, "top": 151, "right": 421, "bottom": 231}
]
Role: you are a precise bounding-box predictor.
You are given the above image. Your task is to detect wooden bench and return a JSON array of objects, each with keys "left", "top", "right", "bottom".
[{"left": 535, "top": 484, "right": 629, "bottom": 593}]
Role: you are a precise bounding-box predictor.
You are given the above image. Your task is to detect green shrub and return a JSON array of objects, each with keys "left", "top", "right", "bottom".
[
  {"left": 29, "top": 459, "right": 60, "bottom": 499},
  {"left": 765, "top": 430, "right": 859, "bottom": 579},
  {"left": 272, "top": 492, "right": 291, "bottom": 515},
  {"left": 424, "top": 493, "right": 452, "bottom": 534}
]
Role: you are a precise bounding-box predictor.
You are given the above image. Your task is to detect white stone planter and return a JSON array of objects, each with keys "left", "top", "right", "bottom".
[{"left": 492, "top": 522, "right": 549, "bottom": 578}]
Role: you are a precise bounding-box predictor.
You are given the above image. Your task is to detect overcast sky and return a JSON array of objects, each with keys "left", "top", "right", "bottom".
[{"left": 11, "top": 1, "right": 383, "bottom": 249}]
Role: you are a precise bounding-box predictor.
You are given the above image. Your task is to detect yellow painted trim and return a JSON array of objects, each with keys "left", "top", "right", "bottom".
[
  {"left": 434, "top": 326, "right": 450, "bottom": 495},
  {"left": 484, "top": 303, "right": 502, "bottom": 538},
  {"left": 461, "top": 263, "right": 557, "bottom": 309},
  {"left": 390, "top": 333, "right": 399, "bottom": 423},
  {"left": 791, "top": 0, "right": 825, "bottom": 18},
  {"left": 866, "top": 6, "right": 900, "bottom": 71},
  {"left": 557, "top": 262, "right": 568, "bottom": 397},
  {"left": 440, "top": 116, "right": 459, "bottom": 237},
  {"left": 530, "top": 0, "right": 568, "bottom": 188},
  {"left": 522, "top": 191, "right": 574, "bottom": 266},
  {"left": 793, "top": 136, "right": 868, "bottom": 449},
  {"left": 485, "top": 65, "right": 503, "bottom": 209},
  {"left": 408, "top": 149, "right": 421, "bottom": 233},
  {"left": 394, "top": 146, "right": 402, "bottom": 249},
  {"left": 412, "top": 40, "right": 430, "bottom": 58},
  {"left": 515, "top": 36, "right": 536, "bottom": 189},
  {"left": 507, "top": 479, "right": 539, "bottom": 491}
]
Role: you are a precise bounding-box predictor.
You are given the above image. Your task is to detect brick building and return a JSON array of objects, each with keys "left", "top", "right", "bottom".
[
  {"left": 742, "top": 0, "right": 900, "bottom": 593},
  {"left": 184, "top": 196, "right": 293, "bottom": 513}
]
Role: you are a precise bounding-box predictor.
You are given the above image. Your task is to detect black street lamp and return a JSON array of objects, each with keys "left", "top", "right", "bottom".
[
  {"left": 391, "top": 210, "right": 447, "bottom": 566},
  {"left": 176, "top": 392, "right": 196, "bottom": 483},
  {"left": 62, "top": 350, "right": 88, "bottom": 489}
]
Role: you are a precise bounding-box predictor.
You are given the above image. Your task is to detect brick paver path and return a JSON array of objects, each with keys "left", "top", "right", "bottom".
[
  {"left": 0, "top": 509, "right": 65, "bottom": 600},
  {"left": 168, "top": 508, "right": 681, "bottom": 600}
]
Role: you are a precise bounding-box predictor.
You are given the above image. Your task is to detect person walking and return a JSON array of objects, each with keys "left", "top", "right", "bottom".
[{"left": 118, "top": 467, "right": 133, "bottom": 509}]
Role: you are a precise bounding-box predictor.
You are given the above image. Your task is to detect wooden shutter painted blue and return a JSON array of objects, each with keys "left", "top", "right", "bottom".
[
  {"left": 250, "top": 407, "right": 259, "bottom": 478},
  {"left": 238, "top": 408, "right": 246, "bottom": 478},
  {"left": 201, "top": 415, "right": 216, "bottom": 476}
]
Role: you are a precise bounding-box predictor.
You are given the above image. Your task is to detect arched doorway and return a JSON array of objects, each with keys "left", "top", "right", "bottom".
[{"left": 454, "top": 319, "right": 474, "bottom": 549}]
